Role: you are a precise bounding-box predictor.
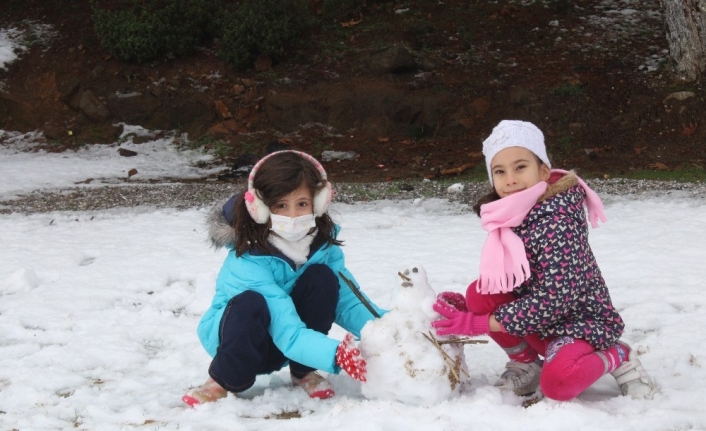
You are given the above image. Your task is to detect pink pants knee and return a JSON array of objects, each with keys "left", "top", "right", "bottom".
[{"left": 540, "top": 338, "right": 606, "bottom": 401}]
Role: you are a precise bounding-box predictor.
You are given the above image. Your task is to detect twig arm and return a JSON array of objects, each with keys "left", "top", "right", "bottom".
[
  {"left": 422, "top": 331, "right": 469, "bottom": 379},
  {"left": 338, "top": 271, "right": 381, "bottom": 318}
]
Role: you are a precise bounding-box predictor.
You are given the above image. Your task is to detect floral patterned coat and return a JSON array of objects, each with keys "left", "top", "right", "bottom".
[{"left": 493, "top": 172, "right": 624, "bottom": 350}]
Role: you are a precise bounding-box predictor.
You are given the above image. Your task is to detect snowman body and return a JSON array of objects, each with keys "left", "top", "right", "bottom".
[{"left": 359, "top": 264, "right": 467, "bottom": 406}]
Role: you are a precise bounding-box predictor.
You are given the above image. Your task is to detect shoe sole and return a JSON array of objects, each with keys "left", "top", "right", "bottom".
[
  {"left": 182, "top": 394, "right": 201, "bottom": 407},
  {"left": 309, "top": 388, "right": 335, "bottom": 399}
]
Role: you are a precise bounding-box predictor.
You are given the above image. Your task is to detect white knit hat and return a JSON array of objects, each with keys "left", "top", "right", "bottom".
[{"left": 482, "top": 120, "right": 551, "bottom": 185}]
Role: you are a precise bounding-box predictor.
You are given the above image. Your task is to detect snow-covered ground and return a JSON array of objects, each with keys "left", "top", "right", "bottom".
[
  {"left": 0, "top": 127, "right": 226, "bottom": 200},
  {"left": 2, "top": 3, "right": 705, "bottom": 429},
  {"left": 1, "top": 129, "right": 706, "bottom": 430}
]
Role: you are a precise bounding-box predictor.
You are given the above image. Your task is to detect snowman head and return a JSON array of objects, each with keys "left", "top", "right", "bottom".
[{"left": 391, "top": 264, "right": 436, "bottom": 311}]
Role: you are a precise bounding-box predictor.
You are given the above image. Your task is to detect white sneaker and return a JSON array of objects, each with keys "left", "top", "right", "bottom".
[
  {"left": 494, "top": 361, "right": 542, "bottom": 396},
  {"left": 610, "top": 342, "right": 656, "bottom": 399}
]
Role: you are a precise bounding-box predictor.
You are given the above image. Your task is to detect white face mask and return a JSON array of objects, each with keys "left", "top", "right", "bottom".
[{"left": 269, "top": 213, "right": 316, "bottom": 242}]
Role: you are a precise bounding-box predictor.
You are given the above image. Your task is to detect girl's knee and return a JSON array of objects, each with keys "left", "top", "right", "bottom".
[
  {"left": 540, "top": 377, "right": 580, "bottom": 401},
  {"left": 465, "top": 280, "right": 515, "bottom": 314},
  {"left": 540, "top": 355, "right": 581, "bottom": 400},
  {"left": 291, "top": 264, "right": 340, "bottom": 309},
  {"left": 299, "top": 264, "right": 339, "bottom": 297},
  {"left": 304, "top": 264, "right": 337, "bottom": 284},
  {"left": 540, "top": 338, "right": 598, "bottom": 401},
  {"left": 227, "top": 290, "right": 269, "bottom": 323},
  {"left": 233, "top": 290, "right": 266, "bottom": 309}
]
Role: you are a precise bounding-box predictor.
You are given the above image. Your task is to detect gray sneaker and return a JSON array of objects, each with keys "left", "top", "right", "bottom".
[
  {"left": 610, "top": 342, "right": 656, "bottom": 399},
  {"left": 494, "top": 361, "right": 542, "bottom": 396}
]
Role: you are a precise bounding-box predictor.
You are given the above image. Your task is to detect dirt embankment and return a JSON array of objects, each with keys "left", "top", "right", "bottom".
[{"left": 1, "top": 0, "right": 705, "bottom": 183}]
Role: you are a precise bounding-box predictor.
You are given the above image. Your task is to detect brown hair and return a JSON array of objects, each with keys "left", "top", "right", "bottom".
[
  {"left": 472, "top": 189, "right": 501, "bottom": 217},
  {"left": 232, "top": 151, "right": 341, "bottom": 256}
]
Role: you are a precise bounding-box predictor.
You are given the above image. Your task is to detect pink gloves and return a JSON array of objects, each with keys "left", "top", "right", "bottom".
[
  {"left": 335, "top": 333, "right": 367, "bottom": 382},
  {"left": 437, "top": 291, "right": 468, "bottom": 312},
  {"left": 432, "top": 292, "right": 490, "bottom": 337}
]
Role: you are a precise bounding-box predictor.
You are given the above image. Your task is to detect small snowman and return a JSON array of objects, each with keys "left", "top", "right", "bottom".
[{"left": 359, "top": 264, "right": 468, "bottom": 406}]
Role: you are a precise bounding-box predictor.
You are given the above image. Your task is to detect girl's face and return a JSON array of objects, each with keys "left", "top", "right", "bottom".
[
  {"left": 269, "top": 183, "right": 314, "bottom": 218},
  {"left": 490, "top": 146, "right": 551, "bottom": 198}
]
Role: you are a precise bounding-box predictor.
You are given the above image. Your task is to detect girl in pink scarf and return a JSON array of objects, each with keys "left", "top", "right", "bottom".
[{"left": 432, "top": 120, "right": 655, "bottom": 401}]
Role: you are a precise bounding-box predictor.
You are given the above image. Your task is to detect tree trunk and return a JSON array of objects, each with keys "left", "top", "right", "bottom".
[{"left": 661, "top": 0, "right": 706, "bottom": 81}]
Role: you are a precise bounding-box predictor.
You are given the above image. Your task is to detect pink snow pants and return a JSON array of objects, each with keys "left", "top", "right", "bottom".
[{"left": 465, "top": 280, "right": 609, "bottom": 401}]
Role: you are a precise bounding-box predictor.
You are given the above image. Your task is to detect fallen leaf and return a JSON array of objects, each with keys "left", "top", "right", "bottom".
[
  {"left": 682, "top": 122, "right": 697, "bottom": 136},
  {"left": 377, "top": 137, "right": 390, "bottom": 143},
  {"left": 633, "top": 146, "right": 647, "bottom": 155},
  {"left": 468, "top": 151, "right": 483, "bottom": 158},
  {"left": 648, "top": 162, "right": 669, "bottom": 170},
  {"left": 214, "top": 100, "right": 232, "bottom": 119},
  {"left": 128, "top": 168, "right": 139, "bottom": 178},
  {"left": 278, "top": 137, "right": 293, "bottom": 144},
  {"left": 341, "top": 17, "right": 363, "bottom": 27}
]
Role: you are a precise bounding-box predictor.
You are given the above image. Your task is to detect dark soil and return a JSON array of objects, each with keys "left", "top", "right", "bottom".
[{"left": 2, "top": 0, "right": 706, "bottom": 184}]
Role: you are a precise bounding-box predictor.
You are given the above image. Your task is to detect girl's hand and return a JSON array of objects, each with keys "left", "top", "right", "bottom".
[
  {"left": 432, "top": 300, "right": 490, "bottom": 337},
  {"left": 335, "top": 333, "right": 367, "bottom": 382}
]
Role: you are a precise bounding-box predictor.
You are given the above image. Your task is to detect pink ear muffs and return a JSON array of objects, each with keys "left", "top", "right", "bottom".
[{"left": 244, "top": 150, "right": 333, "bottom": 224}]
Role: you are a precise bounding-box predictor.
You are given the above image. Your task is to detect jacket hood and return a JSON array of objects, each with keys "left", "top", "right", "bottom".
[
  {"left": 538, "top": 170, "right": 579, "bottom": 202},
  {"left": 207, "top": 197, "right": 237, "bottom": 249}
]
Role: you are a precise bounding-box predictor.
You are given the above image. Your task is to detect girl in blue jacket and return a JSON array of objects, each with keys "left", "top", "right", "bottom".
[{"left": 183, "top": 150, "right": 384, "bottom": 406}]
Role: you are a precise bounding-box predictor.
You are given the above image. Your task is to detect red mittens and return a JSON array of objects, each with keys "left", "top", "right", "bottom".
[{"left": 335, "top": 333, "right": 367, "bottom": 382}]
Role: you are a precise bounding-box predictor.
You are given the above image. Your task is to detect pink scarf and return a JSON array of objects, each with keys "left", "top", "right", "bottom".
[{"left": 477, "top": 169, "right": 607, "bottom": 294}]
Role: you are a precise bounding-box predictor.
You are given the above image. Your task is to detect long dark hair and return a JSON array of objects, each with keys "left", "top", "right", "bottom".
[
  {"left": 232, "top": 151, "right": 341, "bottom": 256},
  {"left": 472, "top": 189, "right": 500, "bottom": 217}
]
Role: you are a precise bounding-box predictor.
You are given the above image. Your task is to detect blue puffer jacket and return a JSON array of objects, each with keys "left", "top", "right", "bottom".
[{"left": 198, "top": 198, "right": 385, "bottom": 374}]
